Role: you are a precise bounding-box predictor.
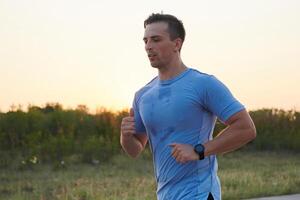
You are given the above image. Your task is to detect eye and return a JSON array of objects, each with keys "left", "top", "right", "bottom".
[{"left": 143, "top": 39, "right": 148, "bottom": 44}]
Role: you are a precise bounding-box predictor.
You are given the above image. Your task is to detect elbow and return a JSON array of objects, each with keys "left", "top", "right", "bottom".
[
  {"left": 126, "top": 150, "right": 141, "bottom": 159},
  {"left": 120, "top": 143, "right": 141, "bottom": 159},
  {"left": 130, "top": 152, "right": 140, "bottom": 159},
  {"left": 242, "top": 116, "right": 256, "bottom": 142},
  {"left": 247, "top": 124, "right": 257, "bottom": 141},
  {"left": 120, "top": 134, "right": 146, "bottom": 159},
  {"left": 122, "top": 148, "right": 140, "bottom": 159}
]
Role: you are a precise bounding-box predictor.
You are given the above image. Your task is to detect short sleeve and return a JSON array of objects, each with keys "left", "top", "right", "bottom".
[
  {"left": 132, "top": 93, "right": 146, "bottom": 134},
  {"left": 204, "top": 75, "right": 245, "bottom": 122}
]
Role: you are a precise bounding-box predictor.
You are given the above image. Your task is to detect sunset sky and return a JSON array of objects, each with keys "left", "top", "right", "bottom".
[{"left": 1, "top": 0, "right": 299, "bottom": 113}]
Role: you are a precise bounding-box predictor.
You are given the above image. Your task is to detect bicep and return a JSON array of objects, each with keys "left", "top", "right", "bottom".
[{"left": 225, "top": 109, "right": 255, "bottom": 130}]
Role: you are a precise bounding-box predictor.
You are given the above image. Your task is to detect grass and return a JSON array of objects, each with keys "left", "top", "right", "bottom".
[
  {"left": 0, "top": 151, "right": 299, "bottom": 200},
  {"left": 219, "top": 151, "right": 300, "bottom": 199}
]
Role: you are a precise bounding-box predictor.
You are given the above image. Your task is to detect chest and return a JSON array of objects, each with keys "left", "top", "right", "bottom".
[{"left": 138, "top": 84, "right": 204, "bottom": 132}]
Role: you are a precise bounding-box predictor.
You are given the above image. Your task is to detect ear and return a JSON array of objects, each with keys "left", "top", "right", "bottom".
[{"left": 173, "top": 38, "right": 183, "bottom": 52}]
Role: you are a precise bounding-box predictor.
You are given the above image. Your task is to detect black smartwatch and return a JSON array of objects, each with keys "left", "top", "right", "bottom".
[{"left": 194, "top": 144, "right": 205, "bottom": 160}]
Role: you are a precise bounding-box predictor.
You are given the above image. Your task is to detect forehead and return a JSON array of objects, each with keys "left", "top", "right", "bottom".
[{"left": 144, "top": 22, "right": 170, "bottom": 38}]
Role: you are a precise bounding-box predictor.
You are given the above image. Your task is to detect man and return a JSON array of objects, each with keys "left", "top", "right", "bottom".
[{"left": 120, "top": 13, "right": 256, "bottom": 200}]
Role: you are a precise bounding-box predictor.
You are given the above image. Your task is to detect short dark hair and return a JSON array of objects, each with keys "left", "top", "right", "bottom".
[{"left": 144, "top": 13, "right": 186, "bottom": 42}]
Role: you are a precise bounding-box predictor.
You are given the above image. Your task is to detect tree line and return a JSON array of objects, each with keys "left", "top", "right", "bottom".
[{"left": 0, "top": 103, "right": 299, "bottom": 168}]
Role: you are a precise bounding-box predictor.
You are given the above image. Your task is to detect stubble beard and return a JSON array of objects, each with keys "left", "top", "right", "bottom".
[
  {"left": 149, "top": 60, "right": 160, "bottom": 69},
  {"left": 150, "top": 63, "right": 159, "bottom": 68},
  {"left": 149, "top": 59, "right": 165, "bottom": 69}
]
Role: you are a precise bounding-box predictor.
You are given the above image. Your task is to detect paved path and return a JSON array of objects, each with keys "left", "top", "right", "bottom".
[{"left": 246, "top": 194, "right": 300, "bottom": 200}]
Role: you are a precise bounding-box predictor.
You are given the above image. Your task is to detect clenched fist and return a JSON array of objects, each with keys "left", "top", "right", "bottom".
[
  {"left": 121, "top": 108, "right": 136, "bottom": 138},
  {"left": 169, "top": 143, "right": 199, "bottom": 164}
]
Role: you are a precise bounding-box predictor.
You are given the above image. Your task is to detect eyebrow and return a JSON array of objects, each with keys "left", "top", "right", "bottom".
[{"left": 143, "top": 35, "right": 161, "bottom": 41}]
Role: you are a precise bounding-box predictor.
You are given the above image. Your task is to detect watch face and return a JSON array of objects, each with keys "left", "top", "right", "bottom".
[
  {"left": 195, "top": 144, "right": 204, "bottom": 153},
  {"left": 194, "top": 144, "right": 205, "bottom": 160}
]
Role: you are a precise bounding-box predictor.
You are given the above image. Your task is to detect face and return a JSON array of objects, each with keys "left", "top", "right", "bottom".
[{"left": 143, "top": 22, "right": 181, "bottom": 68}]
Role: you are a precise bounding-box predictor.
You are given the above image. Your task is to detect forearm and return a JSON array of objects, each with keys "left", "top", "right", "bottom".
[
  {"left": 120, "top": 134, "right": 144, "bottom": 158},
  {"left": 204, "top": 121, "right": 256, "bottom": 157}
]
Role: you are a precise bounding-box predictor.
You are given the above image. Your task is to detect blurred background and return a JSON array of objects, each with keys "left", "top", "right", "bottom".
[{"left": 1, "top": 0, "right": 299, "bottom": 112}]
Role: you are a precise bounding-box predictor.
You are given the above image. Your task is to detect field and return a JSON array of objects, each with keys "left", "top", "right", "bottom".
[{"left": 0, "top": 151, "right": 300, "bottom": 200}]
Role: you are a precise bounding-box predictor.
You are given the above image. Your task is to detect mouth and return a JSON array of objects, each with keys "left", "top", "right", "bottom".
[{"left": 148, "top": 53, "right": 157, "bottom": 61}]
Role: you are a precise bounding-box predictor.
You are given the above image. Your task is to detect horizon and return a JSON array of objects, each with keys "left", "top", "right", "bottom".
[{"left": 1, "top": 102, "right": 299, "bottom": 115}]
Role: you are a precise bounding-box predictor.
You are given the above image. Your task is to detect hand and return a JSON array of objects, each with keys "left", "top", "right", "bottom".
[
  {"left": 169, "top": 143, "right": 199, "bottom": 164},
  {"left": 121, "top": 108, "right": 136, "bottom": 138}
]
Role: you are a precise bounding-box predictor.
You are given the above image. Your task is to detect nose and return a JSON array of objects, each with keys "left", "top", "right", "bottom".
[{"left": 145, "top": 41, "right": 152, "bottom": 51}]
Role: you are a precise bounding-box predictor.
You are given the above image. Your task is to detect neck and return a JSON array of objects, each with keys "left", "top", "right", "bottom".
[{"left": 158, "top": 58, "right": 187, "bottom": 80}]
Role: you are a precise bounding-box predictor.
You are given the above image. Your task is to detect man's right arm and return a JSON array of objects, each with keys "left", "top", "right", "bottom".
[
  {"left": 120, "top": 108, "right": 148, "bottom": 158},
  {"left": 120, "top": 133, "right": 148, "bottom": 158}
]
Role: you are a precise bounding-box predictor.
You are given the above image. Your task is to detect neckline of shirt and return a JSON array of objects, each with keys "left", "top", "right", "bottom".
[{"left": 158, "top": 68, "right": 191, "bottom": 85}]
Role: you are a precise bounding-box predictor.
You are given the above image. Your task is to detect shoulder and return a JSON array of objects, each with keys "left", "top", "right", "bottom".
[
  {"left": 134, "top": 76, "right": 158, "bottom": 103},
  {"left": 189, "top": 68, "right": 227, "bottom": 88},
  {"left": 187, "top": 68, "right": 214, "bottom": 83},
  {"left": 186, "top": 68, "right": 224, "bottom": 91}
]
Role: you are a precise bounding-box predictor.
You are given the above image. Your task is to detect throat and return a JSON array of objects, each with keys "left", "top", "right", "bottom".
[{"left": 158, "top": 64, "right": 187, "bottom": 81}]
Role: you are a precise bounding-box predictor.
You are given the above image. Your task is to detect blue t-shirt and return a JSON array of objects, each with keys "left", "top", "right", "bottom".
[{"left": 133, "top": 68, "right": 245, "bottom": 200}]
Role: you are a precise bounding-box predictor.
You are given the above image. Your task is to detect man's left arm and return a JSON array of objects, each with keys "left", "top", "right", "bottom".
[
  {"left": 170, "top": 109, "right": 256, "bottom": 163},
  {"left": 203, "top": 109, "right": 256, "bottom": 157}
]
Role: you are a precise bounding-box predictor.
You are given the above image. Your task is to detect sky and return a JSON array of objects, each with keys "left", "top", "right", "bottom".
[{"left": 0, "top": 0, "right": 299, "bottom": 113}]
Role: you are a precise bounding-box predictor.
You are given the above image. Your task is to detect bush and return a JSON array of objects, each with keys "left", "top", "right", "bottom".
[{"left": 0, "top": 105, "right": 299, "bottom": 166}]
